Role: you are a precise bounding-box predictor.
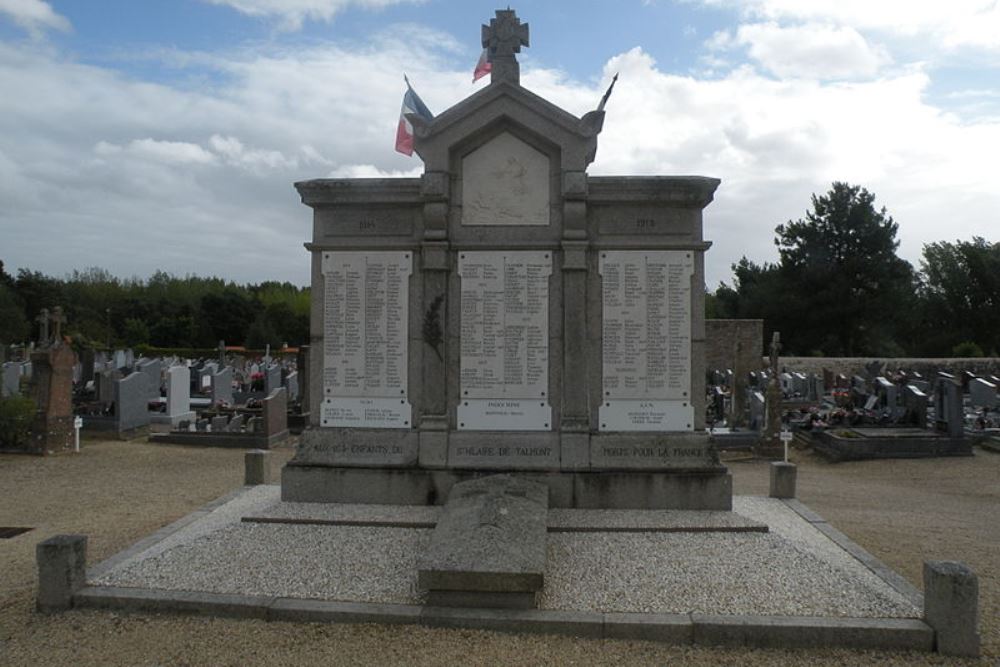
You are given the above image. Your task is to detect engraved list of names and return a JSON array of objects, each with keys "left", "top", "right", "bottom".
[
  {"left": 599, "top": 250, "right": 694, "bottom": 431},
  {"left": 321, "top": 251, "right": 411, "bottom": 428},
  {"left": 458, "top": 251, "right": 551, "bottom": 430}
]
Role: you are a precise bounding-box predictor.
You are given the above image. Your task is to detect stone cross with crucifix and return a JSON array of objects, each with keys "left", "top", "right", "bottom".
[{"left": 481, "top": 9, "right": 529, "bottom": 85}]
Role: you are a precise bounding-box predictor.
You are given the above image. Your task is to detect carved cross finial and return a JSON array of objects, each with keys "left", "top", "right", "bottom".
[
  {"left": 769, "top": 331, "right": 781, "bottom": 374},
  {"left": 36, "top": 308, "right": 50, "bottom": 345},
  {"left": 50, "top": 306, "right": 67, "bottom": 344},
  {"left": 481, "top": 9, "right": 529, "bottom": 85}
]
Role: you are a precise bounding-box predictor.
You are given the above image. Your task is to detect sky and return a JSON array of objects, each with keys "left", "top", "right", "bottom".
[{"left": 1, "top": 0, "right": 998, "bottom": 289}]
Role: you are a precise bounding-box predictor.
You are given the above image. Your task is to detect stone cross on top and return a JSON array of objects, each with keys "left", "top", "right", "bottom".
[
  {"left": 482, "top": 8, "right": 529, "bottom": 85},
  {"left": 36, "top": 308, "right": 50, "bottom": 346},
  {"left": 51, "top": 306, "right": 67, "bottom": 346},
  {"left": 768, "top": 331, "right": 781, "bottom": 375}
]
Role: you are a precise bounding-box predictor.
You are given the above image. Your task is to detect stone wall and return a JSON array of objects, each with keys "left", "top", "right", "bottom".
[
  {"left": 705, "top": 319, "right": 764, "bottom": 373},
  {"left": 771, "top": 357, "right": 1000, "bottom": 378}
]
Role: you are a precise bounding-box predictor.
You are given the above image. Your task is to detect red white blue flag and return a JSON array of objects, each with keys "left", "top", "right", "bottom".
[
  {"left": 473, "top": 47, "right": 491, "bottom": 82},
  {"left": 394, "top": 76, "right": 434, "bottom": 156}
]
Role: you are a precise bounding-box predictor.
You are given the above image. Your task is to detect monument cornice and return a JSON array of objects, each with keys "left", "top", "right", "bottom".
[
  {"left": 294, "top": 178, "right": 422, "bottom": 206},
  {"left": 587, "top": 176, "right": 722, "bottom": 207}
]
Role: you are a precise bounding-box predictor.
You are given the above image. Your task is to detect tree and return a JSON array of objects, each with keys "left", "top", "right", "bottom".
[
  {"left": 919, "top": 237, "right": 1000, "bottom": 356},
  {"left": 773, "top": 183, "right": 916, "bottom": 356}
]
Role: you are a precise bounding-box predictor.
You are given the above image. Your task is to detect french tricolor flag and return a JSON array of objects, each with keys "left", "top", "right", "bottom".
[
  {"left": 473, "top": 47, "right": 491, "bottom": 82},
  {"left": 394, "top": 76, "right": 434, "bottom": 156}
]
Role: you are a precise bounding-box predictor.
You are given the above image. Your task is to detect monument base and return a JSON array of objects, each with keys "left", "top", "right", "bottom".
[{"left": 281, "top": 464, "right": 732, "bottom": 510}]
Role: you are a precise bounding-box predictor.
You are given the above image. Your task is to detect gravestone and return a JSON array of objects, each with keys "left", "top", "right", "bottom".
[
  {"left": 26, "top": 345, "right": 76, "bottom": 454},
  {"left": 969, "top": 378, "right": 997, "bottom": 409},
  {"left": 163, "top": 365, "right": 196, "bottom": 426},
  {"left": 934, "top": 374, "right": 964, "bottom": 438},
  {"left": 755, "top": 332, "right": 784, "bottom": 458},
  {"left": 113, "top": 350, "right": 127, "bottom": 370},
  {"left": 264, "top": 364, "right": 281, "bottom": 395},
  {"left": 210, "top": 415, "right": 228, "bottom": 432},
  {"left": 211, "top": 367, "right": 233, "bottom": 406},
  {"left": 283, "top": 8, "right": 729, "bottom": 509},
  {"left": 114, "top": 372, "right": 151, "bottom": 434},
  {"left": 79, "top": 348, "right": 96, "bottom": 386},
  {"left": 285, "top": 370, "right": 299, "bottom": 402},
  {"left": 902, "top": 384, "right": 929, "bottom": 427},
  {"left": 262, "top": 387, "right": 288, "bottom": 445},
  {"left": 749, "top": 390, "right": 765, "bottom": 431},
  {"left": 2, "top": 362, "right": 19, "bottom": 397},
  {"left": 134, "top": 358, "right": 162, "bottom": 403}
]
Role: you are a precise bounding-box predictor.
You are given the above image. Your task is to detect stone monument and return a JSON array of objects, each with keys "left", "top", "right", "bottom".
[
  {"left": 283, "top": 8, "right": 729, "bottom": 509},
  {"left": 755, "top": 331, "right": 785, "bottom": 458},
  {"left": 26, "top": 307, "right": 77, "bottom": 454}
]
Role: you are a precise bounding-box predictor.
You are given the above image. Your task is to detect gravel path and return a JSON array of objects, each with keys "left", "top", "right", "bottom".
[{"left": 1, "top": 440, "right": 997, "bottom": 666}]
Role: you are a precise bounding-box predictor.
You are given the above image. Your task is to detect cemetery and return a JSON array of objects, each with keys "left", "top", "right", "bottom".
[{"left": 1, "top": 8, "right": 994, "bottom": 664}]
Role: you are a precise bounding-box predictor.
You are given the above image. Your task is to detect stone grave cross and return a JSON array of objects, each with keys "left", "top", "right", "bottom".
[
  {"left": 36, "top": 308, "right": 50, "bottom": 346},
  {"left": 481, "top": 9, "right": 529, "bottom": 84},
  {"left": 768, "top": 331, "right": 781, "bottom": 375},
  {"left": 50, "top": 306, "right": 67, "bottom": 346}
]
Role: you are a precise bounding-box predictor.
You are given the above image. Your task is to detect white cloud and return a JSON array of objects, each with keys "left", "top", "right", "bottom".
[
  {"left": 0, "top": 0, "right": 69, "bottom": 35},
  {"left": 699, "top": 0, "right": 1000, "bottom": 51},
  {"left": 202, "top": 0, "right": 422, "bottom": 30},
  {"left": 1, "top": 35, "right": 998, "bottom": 289},
  {"left": 710, "top": 22, "right": 891, "bottom": 79}
]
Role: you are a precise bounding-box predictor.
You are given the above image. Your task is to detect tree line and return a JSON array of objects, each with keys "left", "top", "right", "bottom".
[
  {"left": 709, "top": 182, "right": 1000, "bottom": 357},
  {"left": 2, "top": 181, "right": 997, "bottom": 357},
  {"left": 0, "top": 265, "right": 309, "bottom": 352}
]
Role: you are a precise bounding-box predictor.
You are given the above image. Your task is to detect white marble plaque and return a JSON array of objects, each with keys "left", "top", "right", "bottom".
[
  {"left": 600, "top": 251, "right": 694, "bottom": 432},
  {"left": 322, "top": 251, "right": 411, "bottom": 428},
  {"left": 321, "top": 397, "right": 411, "bottom": 429},
  {"left": 599, "top": 400, "right": 694, "bottom": 432},
  {"left": 461, "top": 132, "right": 550, "bottom": 226},
  {"left": 457, "top": 399, "right": 551, "bottom": 431},
  {"left": 458, "top": 251, "right": 551, "bottom": 430}
]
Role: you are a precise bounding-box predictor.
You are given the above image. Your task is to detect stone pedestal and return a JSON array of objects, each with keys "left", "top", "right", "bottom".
[
  {"left": 36, "top": 534, "right": 87, "bottom": 612},
  {"left": 769, "top": 462, "right": 797, "bottom": 499},
  {"left": 755, "top": 380, "right": 784, "bottom": 459},
  {"left": 924, "top": 560, "right": 980, "bottom": 657},
  {"left": 27, "top": 346, "right": 76, "bottom": 455},
  {"left": 245, "top": 450, "right": 270, "bottom": 485}
]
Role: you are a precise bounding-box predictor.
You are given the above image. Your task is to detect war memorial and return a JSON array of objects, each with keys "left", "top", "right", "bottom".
[{"left": 28, "top": 10, "right": 981, "bottom": 658}]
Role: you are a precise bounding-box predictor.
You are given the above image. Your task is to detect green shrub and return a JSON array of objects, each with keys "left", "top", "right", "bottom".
[
  {"left": 952, "top": 341, "right": 984, "bottom": 358},
  {"left": 0, "top": 395, "right": 36, "bottom": 449}
]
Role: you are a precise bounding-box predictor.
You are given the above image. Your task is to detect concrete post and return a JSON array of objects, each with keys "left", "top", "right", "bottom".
[
  {"left": 769, "top": 462, "right": 797, "bottom": 499},
  {"left": 924, "top": 560, "right": 980, "bottom": 657},
  {"left": 245, "top": 449, "right": 270, "bottom": 485},
  {"left": 36, "top": 534, "right": 87, "bottom": 612}
]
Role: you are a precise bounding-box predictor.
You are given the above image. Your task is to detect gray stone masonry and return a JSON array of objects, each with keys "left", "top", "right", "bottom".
[
  {"left": 769, "top": 462, "right": 796, "bottom": 499},
  {"left": 418, "top": 475, "right": 548, "bottom": 608},
  {"left": 263, "top": 387, "right": 288, "bottom": 440},
  {"left": 36, "top": 534, "right": 87, "bottom": 612},
  {"left": 923, "top": 560, "right": 980, "bottom": 657},
  {"left": 245, "top": 450, "right": 270, "bottom": 485},
  {"left": 211, "top": 367, "right": 233, "bottom": 406}
]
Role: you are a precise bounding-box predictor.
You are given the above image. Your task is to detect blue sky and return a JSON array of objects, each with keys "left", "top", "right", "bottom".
[{"left": 1, "top": 0, "right": 998, "bottom": 288}]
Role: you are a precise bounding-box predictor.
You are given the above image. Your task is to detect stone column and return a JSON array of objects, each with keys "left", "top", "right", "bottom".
[{"left": 419, "top": 171, "right": 450, "bottom": 466}]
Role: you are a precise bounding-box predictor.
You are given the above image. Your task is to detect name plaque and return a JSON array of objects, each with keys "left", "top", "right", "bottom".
[
  {"left": 599, "top": 250, "right": 694, "bottom": 432},
  {"left": 458, "top": 251, "right": 551, "bottom": 430},
  {"left": 321, "top": 251, "right": 412, "bottom": 428}
]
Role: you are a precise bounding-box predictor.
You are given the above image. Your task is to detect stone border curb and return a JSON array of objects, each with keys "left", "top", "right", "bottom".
[
  {"left": 75, "top": 488, "right": 934, "bottom": 653},
  {"left": 70, "top": 588, "right": 933, "bottom": 652},
  {"left": 780, "top": 499, "right": 925, "bottom": 608}
]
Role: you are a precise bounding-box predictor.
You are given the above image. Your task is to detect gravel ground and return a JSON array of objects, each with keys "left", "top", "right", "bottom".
[
  {"left": 91, "top": 490, "right": 912, "bottom": 618},
  {"left": 1, "top": 439, "right": 997, "bottom": 666}
]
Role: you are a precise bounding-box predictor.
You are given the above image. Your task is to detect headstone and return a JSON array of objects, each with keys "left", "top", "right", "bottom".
[
  {"left": 902, "top": 384, "right": 929, "bottom": 427},
  {"left": 264, "top": 363, "right": 281, "bottom": 395},
  {"left": 134, "top": 358, "right": 162, "bottom": 403},
  {"left": 211, "top": 367, "right": 233, "bottom": 406},
  {"left": 756, "top": 332, "right": 784, "bottom": 458},
  {"left": 791, "top": 372, "right": 808, "bottom": 397},
  {"left": 262, "top": 387, "right": 288, "bottom": 443},
  {"left": 969, "top": 378, "right": 997, "bottom": 409},
  {"left": 113, "top": 349, "right": 127, "bottom": 370},
  {"left": 285, "top": 370, "right": 299, "bottom": 402},
  {"left": 934, "top": 374, "right": 964, "bottom": 438},
  {"left": 749, "top": 390, "right": 765, "bottom": 431},
  {"left": 164, "top": 365, "right": 196, "bottom": 426},
  {"left": 195, "top": 418, "right": 208, "bottom": 432},
  {"left": 779, "top": 372, "right": 793, "bottom": 396},
  {"left": 210, "top": 415, "right": 228, "bottom": 432},
  {"left": 284, "top": 8, "right": 729, "bottom": 509},
  {"left": 227, "top": 414, "right": 245, "bottom": 432},
  {"left": 2, "top": 362, "right": 19, "bottom": 397},
  {"left": 114, "top": 372, "right": 151, "bottom": 434}
]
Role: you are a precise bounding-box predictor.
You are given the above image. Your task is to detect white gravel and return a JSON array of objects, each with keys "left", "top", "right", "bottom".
[{"left": 91, "top": 489, "right": 920, "bottom": 618}]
